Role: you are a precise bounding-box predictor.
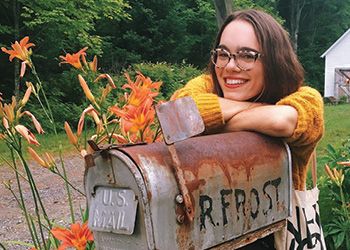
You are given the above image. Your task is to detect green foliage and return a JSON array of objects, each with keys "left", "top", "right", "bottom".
[
  {"left": 98, "top": 0, "right": 217, "bottom": 71},
  {"left": 235, "top": 0, "right": 283, "bottom": 23},
  {"left": 320, "top": 138, "right": 350, "bottom": 249},
  {"left": 126, "top": 62, "right": 202, "bottom": 99},
  {"left": 20, "top": 0, "right": 130, "bottom": 56}
]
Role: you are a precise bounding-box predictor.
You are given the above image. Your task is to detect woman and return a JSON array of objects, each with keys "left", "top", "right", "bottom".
[{"left": 173, "top": 9, "right": 324, "bottom": 249}]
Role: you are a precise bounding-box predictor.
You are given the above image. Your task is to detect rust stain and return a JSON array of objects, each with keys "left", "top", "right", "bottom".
[
  {"left": 119, "top": 131, "right": 286, "bottom": 198},
  {"left": 176, "top": 222, "right": 195, "bottom": 250}
]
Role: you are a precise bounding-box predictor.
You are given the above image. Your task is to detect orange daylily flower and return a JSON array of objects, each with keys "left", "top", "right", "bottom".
[
  {"left": 21, "top": 86, "right": 32, "bottom": 106},
  {"left": 21, "top": 111, "right": 44, "bottom": 134},
  {"left": 325, "top": 164, "right": 336, "bottom": 181},
  {"left": 123, "top": 72, "right": 161, "bottom": 107},
  {"left": 51, "top": 222, "right": 93, "bottom": 250},
  {"left": 89, "top": 55, "right": 98, "bottom": 72},
  {"left": 15, "top": 125, "right": 40, "bottom": 146},
  {"left": 2, "top": 117, "right": 9, "bottom": 129},
  {"left": 3, "top": 103, "right": 15, "bottom": 123},
  {"left": 28, "top": 147, "right": 55, "bottom": 169},
  {"left": 77, "top": 105, "right": 101, "bottom": 136},
  {"left": 337, "top": 161, "right": 350, "bottom": 166},
  {"left": 59, "top": 47, "right": 88, "bottom": 69},
  {"left": 94, "top": 73, "right": 116, "bottom": 88},
  {"left": 78, "top": 74, "right": 97, "bottom": 106},
  {"left": 111, "top": 98, "right": 155, "bottom": 134},
  {"left": 1, "top": 36, "right": 35, "bottom": 63},
  {"left": 64, "top": 122, "right": 78, "bottom": 146}
]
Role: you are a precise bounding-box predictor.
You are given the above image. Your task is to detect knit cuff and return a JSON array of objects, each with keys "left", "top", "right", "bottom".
[{"left": 192, "top": 93, "right": 224, "bottom": 130}]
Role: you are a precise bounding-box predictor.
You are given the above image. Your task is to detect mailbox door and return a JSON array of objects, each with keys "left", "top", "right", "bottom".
[{"left": 85, "top": 151, "right": 155, "bottom": 250}]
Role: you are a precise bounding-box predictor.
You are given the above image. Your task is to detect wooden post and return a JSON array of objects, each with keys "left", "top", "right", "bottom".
[{"left": 213, "top": 0, "right": 233, "bottom": 28}]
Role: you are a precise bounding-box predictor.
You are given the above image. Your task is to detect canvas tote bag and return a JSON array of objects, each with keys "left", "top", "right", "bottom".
[{"left": 275, "top": 152, "right": 327, "bottom": 250}]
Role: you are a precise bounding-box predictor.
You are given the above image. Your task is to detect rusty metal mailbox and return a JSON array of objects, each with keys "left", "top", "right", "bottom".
[{"left": 84, "top": 131, "right": 291, "bottom": 249}]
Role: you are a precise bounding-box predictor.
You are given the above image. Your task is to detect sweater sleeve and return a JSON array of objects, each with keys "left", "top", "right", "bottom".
[
  {"left": 172, "top": 74, "right": 225, "bottom": 130},
  {"left": 276, "top": 86, "right": 324, "bottom": 147}
]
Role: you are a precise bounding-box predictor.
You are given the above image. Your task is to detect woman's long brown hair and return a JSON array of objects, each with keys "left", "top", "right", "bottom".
[{"left": 209, "top": 9, "right": 304, "bottom": 104}]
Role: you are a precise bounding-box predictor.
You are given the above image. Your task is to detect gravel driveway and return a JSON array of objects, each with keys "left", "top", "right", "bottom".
[{"left": 0, "top": 153, "right": 86, "bottom": 250}]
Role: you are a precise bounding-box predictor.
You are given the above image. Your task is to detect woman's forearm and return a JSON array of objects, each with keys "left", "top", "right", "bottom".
[
  {"left": 218, "top": 97, "right": 263, "bottom": 122},
  {"left": 222, "top": 105, "right": 298, "bottom": 137}
]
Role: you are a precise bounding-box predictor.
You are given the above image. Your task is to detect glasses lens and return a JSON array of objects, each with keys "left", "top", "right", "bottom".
[
  {"left": 236, "top": 51, "right": 258, "bottom": 70},
  {"left": 212, "top": 49, "right": 230, "bottom": 68},
  {"left": 211, "top": 49, "right": 260, "bottom": 70}
]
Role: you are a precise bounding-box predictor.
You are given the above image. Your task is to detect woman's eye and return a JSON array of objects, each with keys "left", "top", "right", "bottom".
[
  {"left": 239, "top": 52, "right": 255, "bottom": 60},
  {"left": 218, "top": 52, "right": 229, "bottom": 58}
]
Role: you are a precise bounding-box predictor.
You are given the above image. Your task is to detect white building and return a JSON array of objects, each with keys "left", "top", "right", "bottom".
[{"left": 321, "top": 28, "right": 350, "bottom": 100}]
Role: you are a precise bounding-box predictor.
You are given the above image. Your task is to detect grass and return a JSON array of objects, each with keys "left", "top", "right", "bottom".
[
  {"left": 0, "top": 132, "right": 76, "bottom": 167},
  {"left": 317, "top": 104, "right": 350, "bottom": 171}
]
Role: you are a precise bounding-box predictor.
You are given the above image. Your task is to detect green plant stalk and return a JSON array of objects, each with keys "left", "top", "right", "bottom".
[
  {"left": 30, "top": 64, "right": 57, "bottom": 135},
  {"left": 0, "top": 155, "right": 28, "bottom": 181},
  {"left": 8, "top": 130, "right": 52, "bottom": 231},
  {"left": 17, "top": 151, "right": 47, "bottom": 250},
  {"left": 54, "top": 170, "right": 85, "bottom": 196},
  {"left": 29, "top": 216, "right": 41, "bottom": 250},
  {"left": 108, "top": 121, "right": 120, "bottom": 144},
  {"left": 59, "top": 149, "right": 75, "bottom": 223},
  {"left": 0, "top": 241, "right": 6, "bottom": 250},
  {"left": 10, "top": 148, "right": 39, "bottom": 249}
]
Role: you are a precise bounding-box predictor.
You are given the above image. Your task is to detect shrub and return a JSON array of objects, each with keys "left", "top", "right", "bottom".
[
  {"left": 124, "top": 62, "right": 203, "bottom": 99},
  {"left": 321, "top": 140, "right": 350, "bottom": 249}
]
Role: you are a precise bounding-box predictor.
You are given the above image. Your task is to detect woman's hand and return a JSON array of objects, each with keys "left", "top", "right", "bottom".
[{"left": 222, "top": 104, "right": 298, "bottom": 137}]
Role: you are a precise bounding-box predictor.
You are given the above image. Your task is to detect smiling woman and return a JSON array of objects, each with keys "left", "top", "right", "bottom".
[{"left": 172, "top": 8, "right": 324, "bottom": 250}]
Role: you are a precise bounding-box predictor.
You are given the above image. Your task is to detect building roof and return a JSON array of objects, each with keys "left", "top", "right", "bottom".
[{"left": 321, "top": 28, "right": 350, "bottom": 58}]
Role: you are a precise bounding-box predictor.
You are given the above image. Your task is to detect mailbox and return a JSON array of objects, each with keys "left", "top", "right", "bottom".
[{"left": 84, "top": 131, "right": 291, "bottom": 250}]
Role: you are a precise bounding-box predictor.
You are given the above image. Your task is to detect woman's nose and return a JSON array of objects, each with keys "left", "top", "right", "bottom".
[{"left": 225, "top": 57, "right": 241, "bottom": 72}]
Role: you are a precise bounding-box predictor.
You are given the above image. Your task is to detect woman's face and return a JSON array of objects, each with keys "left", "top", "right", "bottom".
[{"left": 215, "top": 20, "right": 265, "bottom": 101}]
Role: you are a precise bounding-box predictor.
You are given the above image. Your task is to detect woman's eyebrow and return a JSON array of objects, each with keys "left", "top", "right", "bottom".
[
  {"left": 217, "top": 44, "right": 230, "bottom": 51},
  {"left": 237, "top": 46, "right": 260, "bottom": 53},
  {"left": 217, "top": 44, "right": 260, "bottom": 53}
]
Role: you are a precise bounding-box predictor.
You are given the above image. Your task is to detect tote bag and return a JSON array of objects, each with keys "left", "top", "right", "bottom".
[{"left": 275, "top": 152, "right": 327, "bottom": 250}]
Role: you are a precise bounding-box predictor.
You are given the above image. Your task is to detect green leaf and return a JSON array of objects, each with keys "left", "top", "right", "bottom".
[{"left": 335, "top": 231, "right": 345, "bottom": 249}]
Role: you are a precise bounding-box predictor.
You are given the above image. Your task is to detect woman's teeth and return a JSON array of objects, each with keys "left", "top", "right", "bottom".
[{"left": 226, "top": 79, "right": 245, "bottom": 85}]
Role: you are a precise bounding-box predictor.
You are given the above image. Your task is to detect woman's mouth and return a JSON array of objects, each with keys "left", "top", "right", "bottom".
[{"left": 224, "top": 79, "right": 246, "bottom": 88}]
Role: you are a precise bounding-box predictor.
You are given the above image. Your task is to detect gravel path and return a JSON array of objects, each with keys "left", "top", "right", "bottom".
[{"left": 0, "top": 153, "right": 86, "bottom": 249}]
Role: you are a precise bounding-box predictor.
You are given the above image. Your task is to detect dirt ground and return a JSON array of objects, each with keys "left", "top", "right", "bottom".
[{"left": 0, "top": 153, "right": 86, "bottom": 250}]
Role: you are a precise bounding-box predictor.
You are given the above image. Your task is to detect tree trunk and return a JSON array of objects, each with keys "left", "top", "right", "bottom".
[
  {"left": 290, "top": 0, "right": 306, "bottom": 51},
  {"left": 213, "top": 0, "right": 233, "bottom": 28},
  {"left": 13, "top": 0, "right": 20, "bottom": 98}
]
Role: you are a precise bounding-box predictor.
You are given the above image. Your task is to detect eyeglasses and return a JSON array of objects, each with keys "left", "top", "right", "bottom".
[{"left": 211, "top": 48, "right": 262, "bottom": 71}]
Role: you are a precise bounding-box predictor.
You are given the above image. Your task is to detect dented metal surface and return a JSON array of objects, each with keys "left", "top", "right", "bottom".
[
  {"left": 118, "top": 131, "right": 291, "bottom": 249},
  {"left": 155, "top": 96, "right": 205, "bottom": 145},
  {"left": 84, "top": 131, "right": 291, "bottom": 249}
]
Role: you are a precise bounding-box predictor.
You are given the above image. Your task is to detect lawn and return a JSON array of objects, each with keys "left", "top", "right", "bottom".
[
  {"left": 317, "top": 104, "right": 350, "bottom": 170},
  {"left": 0, "top": 132, "right": 76, "bottom": 166}
]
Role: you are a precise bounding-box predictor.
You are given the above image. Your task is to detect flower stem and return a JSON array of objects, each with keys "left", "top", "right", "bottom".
[
  {"left": 59, "top": 148, "right": 75, "bottom": 223},
  {"left": 10, "top": 148, "right": 39, "bottom": 249},
  {"left": 17, "top": 152, "right": 48, "bottom": 249}
]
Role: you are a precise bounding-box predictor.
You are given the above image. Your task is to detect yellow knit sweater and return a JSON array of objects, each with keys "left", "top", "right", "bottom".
[{"left": 173, "top": 74, "right": 324, "bottom": 190}]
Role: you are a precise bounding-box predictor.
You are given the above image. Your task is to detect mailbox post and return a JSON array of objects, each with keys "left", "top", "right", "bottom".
[{"left": 84, "top": 131, "right": 291, "bottom": 249}]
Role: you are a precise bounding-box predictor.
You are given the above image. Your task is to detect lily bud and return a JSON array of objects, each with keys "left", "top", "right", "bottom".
[
  {"left": 21, "top": 86, "right": 32, "bottom": 106},
  {"left": 78, "top": 74, "right": 95, "bottom": 104},
  {"left": 64, "top": 122, "right": 78, "bottom": 146}
]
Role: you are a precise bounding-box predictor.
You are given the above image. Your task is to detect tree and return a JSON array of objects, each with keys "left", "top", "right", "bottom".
[{"left": 213, "top": 0, "right": 233, "bottom": 27}]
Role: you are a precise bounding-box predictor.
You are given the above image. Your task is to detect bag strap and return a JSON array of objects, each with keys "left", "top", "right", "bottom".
[{"left": 311, "top": 150, "right": 317, "bottom": 187}]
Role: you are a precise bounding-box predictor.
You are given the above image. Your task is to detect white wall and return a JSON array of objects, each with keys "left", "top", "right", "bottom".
[{"left": 324, "top": 32, "right": 350, "bottom": 97}]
